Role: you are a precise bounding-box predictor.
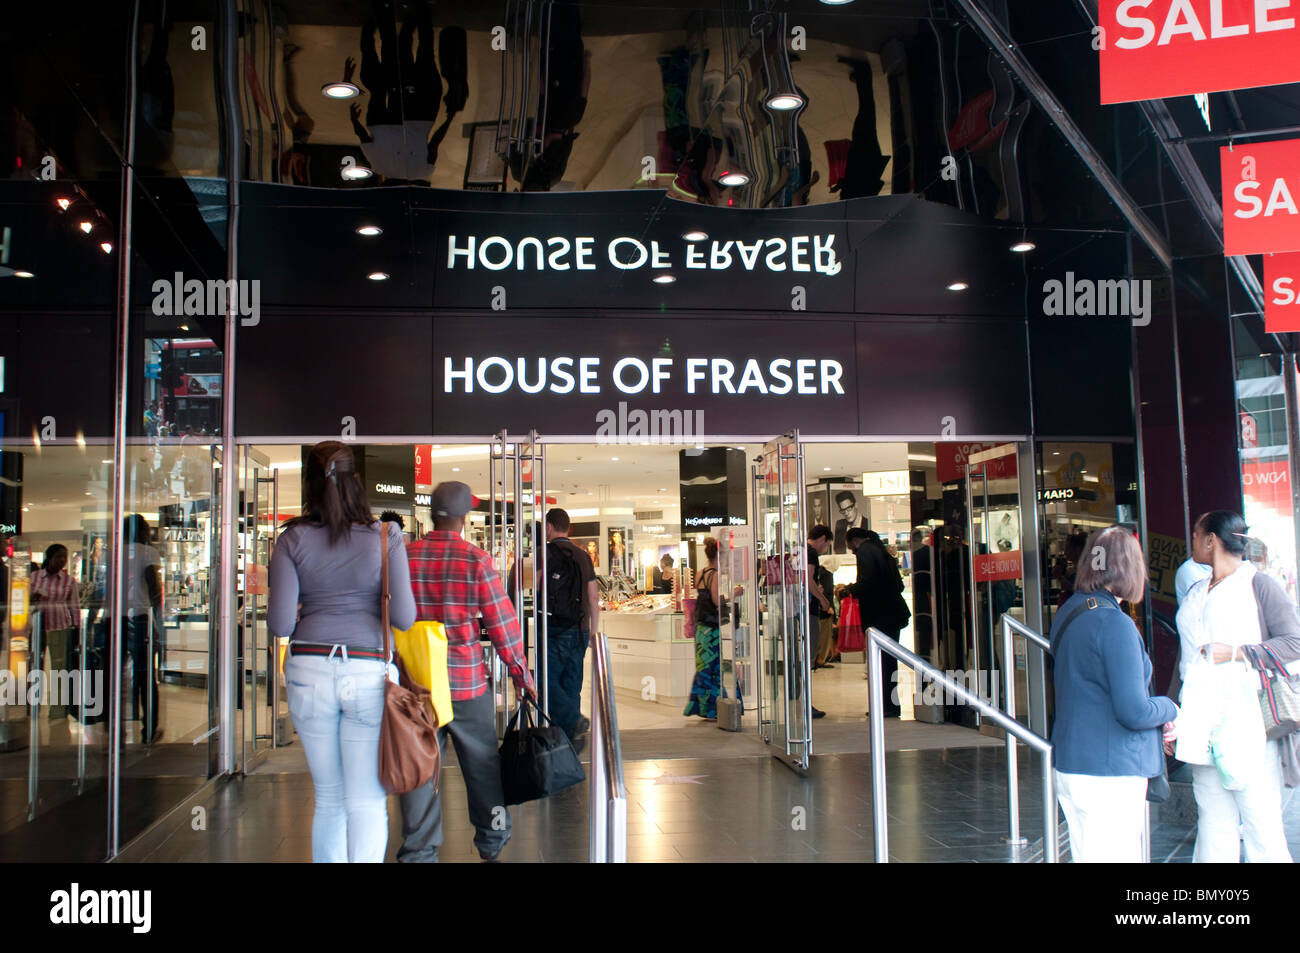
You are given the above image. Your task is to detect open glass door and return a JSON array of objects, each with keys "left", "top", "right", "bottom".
[
  {"left": 754, "top": 433, "right": 812, "bottom": 771},
  {"left": 487, "top": 432, "right": 544, "bottom": 738},
  {"left": 238, "top": 447, "right": 279, "bottom": 767},
  {"left": 964, "top": 443, "right": 1028, "bottom": 728}
]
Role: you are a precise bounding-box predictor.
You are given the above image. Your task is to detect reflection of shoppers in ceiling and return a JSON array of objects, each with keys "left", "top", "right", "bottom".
[
  {"left": 511, "top": 2, "right": 590, "bottom": 191},
  {"left": 829, "top": 56, "right": 889, "bottom": 200},
  {"left": 279, "top": 43, "right": 315, "bottom": 185},
  {"left": 350, "top": 0, "right": 467, "bottom": 185}
]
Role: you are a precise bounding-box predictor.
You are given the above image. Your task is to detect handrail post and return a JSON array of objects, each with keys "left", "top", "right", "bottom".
[
  {"left": 869, "top": 636, "right": 888, "bottom": 863},
  {"left": 1001, "top": 616, "right": 1023, "bottom": 848},
  {"left": 868, "top": 627, "right": 1057, "bottom": 863},
  {"left": 589, "top": 629, "right": 626, "bottom": 863}
]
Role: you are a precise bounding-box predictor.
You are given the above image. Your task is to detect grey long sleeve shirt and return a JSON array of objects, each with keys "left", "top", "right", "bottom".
[{"left": 268, "top": 520, "right": 416, "bottom": 650}]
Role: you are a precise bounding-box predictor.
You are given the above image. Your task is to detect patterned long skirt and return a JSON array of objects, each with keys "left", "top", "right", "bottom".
[{"left": 683, "top": 623, "right": 721, "bottom": 718}]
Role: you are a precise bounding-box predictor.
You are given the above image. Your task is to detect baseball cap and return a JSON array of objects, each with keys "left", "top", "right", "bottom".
[{"left": 430, "top": 481, "right": 476, "bottom": 518}]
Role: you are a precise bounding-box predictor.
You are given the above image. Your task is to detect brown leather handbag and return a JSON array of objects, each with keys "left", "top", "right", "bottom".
[{"left": 376, "top": 521, "right": 442, "bottom": 794}]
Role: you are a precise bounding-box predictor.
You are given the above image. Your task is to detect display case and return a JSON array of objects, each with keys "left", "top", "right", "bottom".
[{"left": 602, "top": 594, "right": 694, "bottom": 704}]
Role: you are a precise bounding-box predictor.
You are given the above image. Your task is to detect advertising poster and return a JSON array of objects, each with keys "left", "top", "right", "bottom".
[
  {"left": 805, "top": 484, "right": 830, "bottom": 535},
  {"left": 829, "top": 482, "right": 867, "bottom": 554}
]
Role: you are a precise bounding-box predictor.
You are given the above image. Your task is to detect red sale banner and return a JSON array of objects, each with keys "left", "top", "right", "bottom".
[
  {"left": 1222, "top": 138, "right": 1300, "bottom": 255},
  {"left": 1265, "top": 252, "right": 1300, "bottom": 331},
  {"left": 414, "top": 444, "right": 432, "bottom": 484},
  {"left": 1100, "top": 0, "right": 1300, "bottom": 104},
  {"left": 975, "top": 550, "right": 1023, "bottom": 583}
]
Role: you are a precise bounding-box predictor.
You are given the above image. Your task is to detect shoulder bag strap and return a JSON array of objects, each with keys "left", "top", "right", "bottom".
[
  {"left": 1053, "top": 595, "right": 1120, "bottom": 653},
  {"left": 379, "top": 521, "right": 393, "bottom": 660}
]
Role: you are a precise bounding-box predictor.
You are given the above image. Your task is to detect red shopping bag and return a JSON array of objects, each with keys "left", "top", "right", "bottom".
[{"left": 838, "top": 596, "right": 865, "bottom": 652}]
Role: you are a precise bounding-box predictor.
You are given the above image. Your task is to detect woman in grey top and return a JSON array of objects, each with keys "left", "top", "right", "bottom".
[{"left": 269, "top": 442, "right": 415, "bottom": 863}]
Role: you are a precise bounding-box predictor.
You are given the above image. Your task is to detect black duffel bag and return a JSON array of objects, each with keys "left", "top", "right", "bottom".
[{"left": 499, "top": 700, "right": 586, "bottom": 805}]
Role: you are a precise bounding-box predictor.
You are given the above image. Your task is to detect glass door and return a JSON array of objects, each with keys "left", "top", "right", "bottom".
[
  {"left": 487, "top": 432, "right": 544, "bottom": 738},
  {"left": 238, "top": 447, "right": 277, "bottom": 766},
  {"left": 754, "top": 433, "right": 812, "bottom": 771},
  {"left": 718, "top": 523, "right": 756, "bottom": 729},
  {"left": 964, "top": 443, "right": 1027, "bottom": 727}
]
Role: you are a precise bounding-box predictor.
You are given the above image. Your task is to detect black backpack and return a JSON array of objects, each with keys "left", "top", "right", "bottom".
[{"left": 545, "top": 540, "right": 585, "bottom": 629}]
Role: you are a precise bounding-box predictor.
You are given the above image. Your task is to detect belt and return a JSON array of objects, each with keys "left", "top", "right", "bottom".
[{"left": 288, "top": 641, "right": 387, "bottom": 661}]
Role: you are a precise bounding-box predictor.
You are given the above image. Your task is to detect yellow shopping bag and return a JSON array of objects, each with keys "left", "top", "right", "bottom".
[{"left": 393, "top": 621, "right": 454, "bottom": 728}]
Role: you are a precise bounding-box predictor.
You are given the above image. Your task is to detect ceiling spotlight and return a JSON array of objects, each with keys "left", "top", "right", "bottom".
[
  {"left": 1010, "top": 241, "right": 1036, "bottom": 253},
  {"left": 368, "top": 271, "right": 390, "bottom": 281},
  {"left": 357, "top": 225, "right": 383, "bottom": 237},
  {"left": 321, "top": 81, "right": 360, "bottom": 100},
  {"left": 653, "top": 274, "right": 676, "bottom": 284},
  {"left": 451, "top": 466, "right": 460, "bottom": 472},
  {"left": 718, "top": 170, "right": 750, "bottom": 187},
  {"left": 766, "top": 93, "right": 805, "bottom": 111},
  {"left": 682, "top": 230, "right": 708, "bottom": 242},
  {"left": 13, "top": 270, "right": 34, "bottom": 278},
  {"left": 342, "top": 165, "right": 373, "bottom": 181},
  {"left": 611, "top": 456, "right": 619, "bottom": 462},
  {"left": 78, "top": 221, "right": 93, "bottom": 234},
  {"left": 180, "top": 324, "right": 190, "bottom": 331},
  {"left": 947, "top": 281, "right": 969, "bottom": 292},
  {"left": 819, "top": 0, "right": 856, "bottom": 4},
  {"left": 99, "top": 241, "right": 113, "bottom": 254},
  {"left": 56, "top": 197, "right": 71, "bottom": 211}
]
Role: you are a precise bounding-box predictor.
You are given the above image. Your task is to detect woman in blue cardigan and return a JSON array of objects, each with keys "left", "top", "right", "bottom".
[{"left": 1050, "top": 526, "right": 1178, "bottom": 863}]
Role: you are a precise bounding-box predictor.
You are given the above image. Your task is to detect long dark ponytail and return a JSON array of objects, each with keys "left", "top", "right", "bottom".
[{"left": 284, "top": 442, "right": 374, "bottom": 544}]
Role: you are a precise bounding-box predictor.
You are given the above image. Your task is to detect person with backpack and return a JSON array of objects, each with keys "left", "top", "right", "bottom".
[
  {"left": 847, "top": 528, "right": 910, "bottom": 717},
  {"left": 544, "top": 508, "right": 598, "bottom": 752}
]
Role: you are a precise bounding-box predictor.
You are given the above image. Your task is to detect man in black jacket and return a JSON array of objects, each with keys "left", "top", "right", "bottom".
[{"left": 847, "top": 528, "right": 909, "bottom": 717}]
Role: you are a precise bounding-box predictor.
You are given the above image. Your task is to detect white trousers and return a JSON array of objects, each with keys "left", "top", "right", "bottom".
[
  {"left": 1192, "top": 739, "right": 1292, "bottom": 863},
  {"left": 1056, "top": 771, "right": 1148, "bottom": 863}
]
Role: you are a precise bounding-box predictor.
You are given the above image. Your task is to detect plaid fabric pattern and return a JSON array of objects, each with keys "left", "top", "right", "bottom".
[
  {"left": 31, "top": 569, "right": 79, "bottom": 632},
  {"left": 407, "top": 531, "right": 535, "bottom": 701}
]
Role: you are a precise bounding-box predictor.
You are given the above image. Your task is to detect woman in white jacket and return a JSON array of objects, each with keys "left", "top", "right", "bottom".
[{"left": 1176, "top": 510, "right": 1293, "bottom": 863}]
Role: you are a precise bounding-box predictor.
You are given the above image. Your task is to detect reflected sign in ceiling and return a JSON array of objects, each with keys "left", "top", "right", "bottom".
[{"left": 1099, "top": 0, "right": 1300, "bottom": 104}]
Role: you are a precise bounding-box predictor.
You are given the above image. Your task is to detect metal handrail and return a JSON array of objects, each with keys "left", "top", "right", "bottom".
[
  {"left": 868, "top": 627, "right": 1058, "bottom": 863},
  {"left": 589, "top": 629, "right": 626, "bottom": 863},
  {"left": 1001, "top": 615, "right": 1052, "bottom": 846}
]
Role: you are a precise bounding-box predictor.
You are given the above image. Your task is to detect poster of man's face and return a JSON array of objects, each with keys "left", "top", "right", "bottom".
[
  {"left": 806, "top": 486, "right": 830, "bottom": 536},
  {"left": 830, "top": 483, "right": 868, "bottom": 554}
]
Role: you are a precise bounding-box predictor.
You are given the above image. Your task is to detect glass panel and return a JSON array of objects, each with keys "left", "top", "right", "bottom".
[
  {"left": 966, "top": 444, "right": 1025, "bottom": 722},
  {"left": 1235, "top": 357, "right": 1297, "bottom": 601}
]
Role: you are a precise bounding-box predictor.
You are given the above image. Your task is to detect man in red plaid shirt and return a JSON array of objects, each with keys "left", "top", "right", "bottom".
[{"left": 397, "top": 481, "right": 536, "bottom": 863}]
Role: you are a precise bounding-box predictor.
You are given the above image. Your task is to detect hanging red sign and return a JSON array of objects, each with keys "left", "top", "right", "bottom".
[
  {"left": 935, "top": 442, "right": 1018, "bottom": 483},
  {"left": 414, "top": 444, "right": 432, "bottom": 484},
  {"left": 1265, "top": 252, "right": 1300, "bottom": 331},
  {"left": 1222, "top": 138, "right": 1300, "bottom": 256},
  {"left": 975, "top": 550, "right": 1023, "bottom": 583},
  {"left": 1099, "top": 1, "right": 1300, "bottom": 105}
]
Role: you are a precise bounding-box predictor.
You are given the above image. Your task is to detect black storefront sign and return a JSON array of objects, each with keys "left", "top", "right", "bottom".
[
  {"left": 431, "top": 314, "right": 860, "bottom": 437},
  {"left": 679, "top": 448, "right": 747, "bottom": 532}
]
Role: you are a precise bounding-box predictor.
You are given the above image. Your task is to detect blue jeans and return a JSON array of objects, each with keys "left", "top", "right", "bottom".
[
  {"left": 547, "top": 626, "right": 587, "bottom": 740},
  {"left": 285, "top": 651, "right": 389, "bottom": 863}
]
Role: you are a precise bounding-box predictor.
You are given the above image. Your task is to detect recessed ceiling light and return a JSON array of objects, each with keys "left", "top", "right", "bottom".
[
  {"left": 101, "top": 458, "right": 112, "bottom": 464},
  {"left": 947, "top": 281, "right": 969, "bottom": 292},
  {"left": 321, "top": 81, "right": 360, "bottom": 99},
  {"left": 342, "top": 165, "right": 373, "bottom": 181},
  {"left": 357, "top": 225, "right": 382, "bottom": 237},
  {"left": 766, "top": 93, "right": 804, "bottom": 111},
  {"left": 819, "top": 0, "right": 856, "bottom": 4},
  {"left": 56, "top": 197, "right": 71, "bottom": 211},
  {"left": 682, "top": 230, "right": 708, "bottom": 241},
  {"left": 611, "top": 456, "right": 619, "bottom": 462},
  {"left": 180, "top": 324, "right": 190, "bottom": 331},
  {"left": 1010, "top": 241, "right": 1036, "bottom": 253},
  {"left": 718, "top": 170, "right": 750, "bottom": 187},
  {"left": 13, "top": 270, "right": 34, "bottom": 278},
  {"left": 653, "top": 274, "right": 676, "bottom": 284},
  {"left": 368, "top": 271, "right": 390, "bottom": 281},
  {"left": 452, "top": 467, "right": 460, "bottom": 472},
  {"left": 99, "top": 241, "right": 113, "bottom": 254},
  {"left": 823, "top": 467, "right": 831, "bottom": 471},
  {"left": 78, "top": 221, "right": 93, "bottom": 234}
]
